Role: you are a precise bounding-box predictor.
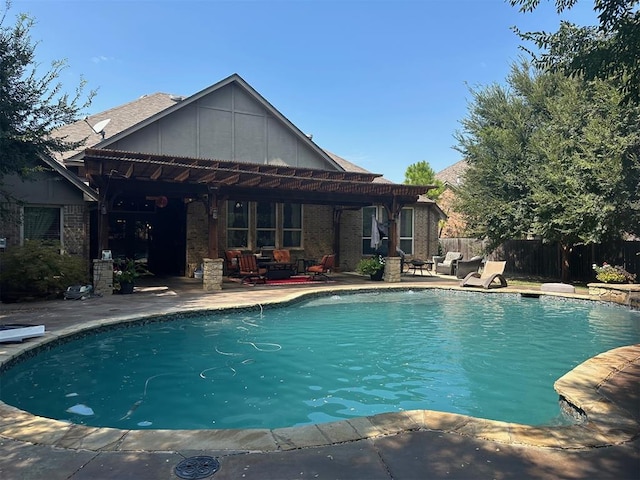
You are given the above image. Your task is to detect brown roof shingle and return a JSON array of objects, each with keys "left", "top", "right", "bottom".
[
  {"left": 435, "top": 159, "right": 468, "bottom": 187},
  {"left": 52, "top": 93, "right": 181, "bottom": 164}
]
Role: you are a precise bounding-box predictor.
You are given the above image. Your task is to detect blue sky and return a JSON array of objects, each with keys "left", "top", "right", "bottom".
[{"left": 13, "top": 0, "right": 597, "bottom": 183}]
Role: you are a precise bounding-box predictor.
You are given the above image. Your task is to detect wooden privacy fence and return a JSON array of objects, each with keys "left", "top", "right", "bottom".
[{"left": 439, "top": 238, "right": 640, "bottom": 281}]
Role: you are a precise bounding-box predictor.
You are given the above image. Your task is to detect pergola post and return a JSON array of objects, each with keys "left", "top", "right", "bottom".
[
  {"left": 97, "top": 189, "right": 110, "bottom": 254},
  {"left": 383, "top": 197, "right": 405, "bottom": 283},
  {"left": 207, "top": 189, "right": 219, "bottom": 260}
]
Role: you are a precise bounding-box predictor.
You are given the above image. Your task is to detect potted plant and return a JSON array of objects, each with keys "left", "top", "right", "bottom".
[
  {"left": 356, "top": 255, "right": 385, "bottom": 281},
  {"left": 113, "top": 259, "right": 150, "bottom": 294}
]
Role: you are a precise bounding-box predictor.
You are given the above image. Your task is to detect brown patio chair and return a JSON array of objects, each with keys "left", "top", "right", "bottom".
[
  {"left": 306, "top": 254, "right": 335, "bottom": 281},
  {"left": 225, "top": 250, "right": 242, "bottom": 277},
  {"left": 460, "top": 261, "right": 507, "bottom": 289},
  {"left": 238, "top": 253, "right": 267, "bottom": 285}
]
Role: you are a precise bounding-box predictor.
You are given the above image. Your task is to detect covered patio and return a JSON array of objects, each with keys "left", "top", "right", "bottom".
[{"left": 83, "top": 148, "right": 433, "bottom": 290}]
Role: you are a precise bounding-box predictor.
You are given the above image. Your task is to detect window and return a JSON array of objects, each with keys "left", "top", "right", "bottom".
[
  {"left": 362, "top": 206, "right": 388, "bottom": 255},
  {"left": 256, "top": 202, "right": 276, "bottom": 248},
  {"left": 398, "top": 208, "right": 414, "bottom": 254},
  {"left": 361, "top": 206, "right": 413, "bottom": 255},
  {"left": 282, "top": 203, "right": 302, "bottom": 248},
  {"left": 22, "top": 206, "right": 62, "bottom": 244},
  {"left": 227, "top": 201, "right": 249, "bottom": 248},
  {"left": 226, "top": 201, "right": 303, "bottom": 250}
]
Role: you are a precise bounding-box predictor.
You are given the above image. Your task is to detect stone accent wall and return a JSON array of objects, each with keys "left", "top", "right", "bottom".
[
  {"left": 186, "top": 200, "right": 209, "bottom": 277},
  {"left": 203, "top": 258, "right": 223, "bottom": 292},
  {"left": 588, "top": 283, "right": 640, "bottom": 307},
  {"left": 93, "top": 259, "right": 113, "bottom": 296}
]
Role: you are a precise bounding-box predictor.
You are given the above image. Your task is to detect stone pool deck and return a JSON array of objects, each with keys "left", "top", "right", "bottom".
[{"left": 0, "top": 273, "right": 638, "bottom": 479}]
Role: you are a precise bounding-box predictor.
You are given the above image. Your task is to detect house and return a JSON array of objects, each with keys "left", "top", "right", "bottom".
[
  {"left": 0, "top": 154, "right": 97, "bottom": 257},
  {"left": 435, "top": 159, "right": 468, "bottom": 238},
  {"left": 2, "top": 74, "right": 444, "bottom": 288}
]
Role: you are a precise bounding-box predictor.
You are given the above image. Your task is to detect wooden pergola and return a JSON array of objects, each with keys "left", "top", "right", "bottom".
[{"left": 83, "top": 148, "right": 433, "bottom": 262}]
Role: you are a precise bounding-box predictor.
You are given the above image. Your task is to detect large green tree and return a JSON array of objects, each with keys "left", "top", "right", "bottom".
[
  {"left": 510, "top": 0, "right": 640, "bottom": 103},
  {"left": 455, "top": 61, "right": 640, "bottom": 281},
  {"left": 403, "top": 160, "right": 444, "bottom": 200},
  {"left": 0, "top": 1, "right": 93, "bottom": 206}
]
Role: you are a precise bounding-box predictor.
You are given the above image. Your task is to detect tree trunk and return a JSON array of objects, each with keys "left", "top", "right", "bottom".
[{"left": 560, "top": 242, "right": 572, "bottom": 283}]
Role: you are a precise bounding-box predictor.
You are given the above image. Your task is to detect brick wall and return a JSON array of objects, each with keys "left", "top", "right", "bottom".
[
  {"left": 0, "top": 203, "right": 89, "bottom": 259},
  {"left": 302, "top": 204, "right": 334, "bottom": 263},
  {"left": 180, "top": 201, "right": 442, "bottom": 275},
  {"left": 338, "top": 209, "right": 362, "bottom": 271},
  {"left": 0, "top": 203, "right": 21, "bottom": 248},
  {"left": 186, "top": 200, "right": 209, "bottom": 277},
  {"left": 63, "top": 204, "right": 88, "bottom": 256},
  {"left": 339, "top": 204, "right": 441, "bottom": 270},
  {"left": 413, "top": 204, "right": 440, "bottom": 261}
]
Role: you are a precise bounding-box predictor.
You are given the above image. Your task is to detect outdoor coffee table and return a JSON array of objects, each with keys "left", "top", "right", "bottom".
[{"left": 261, "top": 262, "right": 296, "bottom": 280}]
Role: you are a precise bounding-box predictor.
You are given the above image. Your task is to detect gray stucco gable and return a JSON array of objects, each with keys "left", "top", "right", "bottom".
[{"left": 91, "top": 74, "right": 344, "bottom": 171}]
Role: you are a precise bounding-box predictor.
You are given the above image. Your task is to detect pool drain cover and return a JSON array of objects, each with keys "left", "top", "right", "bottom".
[{"left": 174, "top": 456, "right": 220, "bottom": 479}]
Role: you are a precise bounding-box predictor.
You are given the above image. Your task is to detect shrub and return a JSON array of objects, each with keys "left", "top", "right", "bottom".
[
  {"left": 592, "top": 263, "right": 636, "bottom": 284},
  {"left": 0, "top": 240, "right": 88, "bottom": 302},
  {"left": 356, "top": 255, "right": 385, "bottom": 276}
]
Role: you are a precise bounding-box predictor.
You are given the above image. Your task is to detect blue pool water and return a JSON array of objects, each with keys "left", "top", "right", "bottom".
[{"left": 1, "top": 290, "right": 638, "bottom": 430}]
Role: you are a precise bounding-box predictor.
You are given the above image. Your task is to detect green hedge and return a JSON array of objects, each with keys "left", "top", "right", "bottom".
[{"left": 0, "top": 240, "right": 88, "bottom": 302}]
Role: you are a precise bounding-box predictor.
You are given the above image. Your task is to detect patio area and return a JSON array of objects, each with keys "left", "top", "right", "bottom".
[{"left": 0, "top": 272, "right": 638, "bottom": 479}]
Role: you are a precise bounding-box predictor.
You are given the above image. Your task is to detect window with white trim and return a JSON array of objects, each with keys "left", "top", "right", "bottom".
[
  {"left": 282, "top": 203, "right": 302, "bottom": 248},
  {"left": 22, "top": 206, "right": 62, "bottom": 244},
  {"left": 227, "top": 201, "right": 249, "bottom": 248},
  {"left": 361, "top": 206, "right": 413, "bottom": 255},
  {"left": 256, "top": 202, "right": 276, "bottom": 248},
  {"left": 226, "top": 201, "right": 303, "bottom": 249},
  {"left": 398, "top": 207, "right": 414, "bottom": 254}
]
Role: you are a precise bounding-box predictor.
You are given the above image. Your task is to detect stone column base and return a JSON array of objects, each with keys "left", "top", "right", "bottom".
[
  {"left": 93, "top": 259, "right": 113, "bottom": 296},
  {"left": 384, "top": 256, "right": 402, "bottom": 283},
  {"left": 203, "top": 258, "right": 224, "bottom": 292}
]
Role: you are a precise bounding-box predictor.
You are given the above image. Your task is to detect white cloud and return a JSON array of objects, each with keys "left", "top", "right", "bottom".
[{"left": 91, "top": 55, "right": 113, "bottom": 64}]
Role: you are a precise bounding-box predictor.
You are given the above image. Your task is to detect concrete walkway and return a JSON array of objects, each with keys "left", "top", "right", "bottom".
[{"left": 0, "top": 274, "right": 638, "bottom": 479}]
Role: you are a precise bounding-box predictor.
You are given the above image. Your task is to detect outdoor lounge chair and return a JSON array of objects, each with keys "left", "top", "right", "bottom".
[
  {"left": 238, "top": 254, "right": 267, "bottom": 285},
  {"left": 434, "top": 252, "right": 463, "bottom": 275},
  {"left": 460, "top": 260, "right": 507, "bottom": 289},
  {"left": 306, "top": 254, "right": 335, "bottom": 281},
  {"left": 455, "top": 256, "right": 484, "bottom": 279},
  {"left": 225, "top": 250, "right": 242, "bottom": 277}
]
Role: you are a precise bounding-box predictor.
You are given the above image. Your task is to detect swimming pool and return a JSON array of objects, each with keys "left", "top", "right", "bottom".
[{"left": 1, "top": 290, "right": 638, "bottom": 430}]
